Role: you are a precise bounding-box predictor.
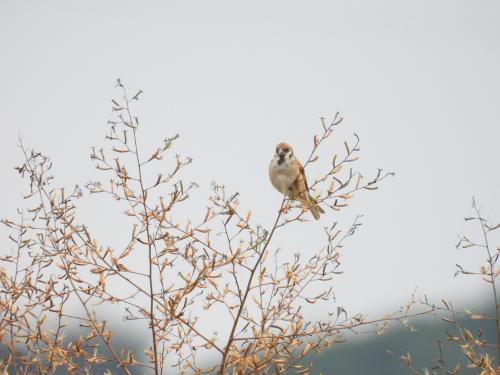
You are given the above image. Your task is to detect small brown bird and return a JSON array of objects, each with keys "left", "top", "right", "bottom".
[{"left": 269, "top": 142, "right": 324, "bottom": 220}]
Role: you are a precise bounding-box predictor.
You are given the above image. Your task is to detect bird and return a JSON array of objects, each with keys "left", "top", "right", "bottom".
[{"left": 269, "top": 142, "right": 324, "bottom": 220}]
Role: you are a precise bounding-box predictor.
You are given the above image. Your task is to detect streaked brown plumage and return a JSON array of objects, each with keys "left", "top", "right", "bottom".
[{"left": 269, "top": 142, "right": 324, "bottom": 220}]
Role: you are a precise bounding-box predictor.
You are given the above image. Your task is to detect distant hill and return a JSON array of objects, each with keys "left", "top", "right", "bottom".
[
  {"left": 306, "top": 310, "right": 497, "bottom": 374},
  {"left": 4, "top": 305, "right": 496, "bottom": 374}
]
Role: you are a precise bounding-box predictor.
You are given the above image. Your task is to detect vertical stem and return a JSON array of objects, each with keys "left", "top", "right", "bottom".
[
  {"left": 218, "top": 197, "right": 286, "bottom": 374},
  {"left": 132, "top": 127, "right": 160, "bottom": 375},
  {"left": 476, "top": 211, "right": 500, "bottom": 367},
  {"left": 120, "top": 84, "right": 160, "bottom": 373},
  {"left": 437, "top": 340, "right": 446, "bottom": 375}
]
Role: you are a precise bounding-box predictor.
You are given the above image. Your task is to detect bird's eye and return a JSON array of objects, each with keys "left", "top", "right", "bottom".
[
  {"left": 276, "top": 148, "right": 279, "bottom": 154},
  {"left": 283, "top": 148, "right": 289, "bottom": 153}
]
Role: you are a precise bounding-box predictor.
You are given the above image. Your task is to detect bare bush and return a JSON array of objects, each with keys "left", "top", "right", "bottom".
[
  {"left": 390, "top": 199, "right": 500, "bottom": 375},
  {"left": 0, "top": 81, "right": 429, "bottom": 375}
]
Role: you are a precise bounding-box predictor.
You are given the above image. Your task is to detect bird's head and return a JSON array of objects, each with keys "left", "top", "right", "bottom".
[{"left": 275, "top": 142, "right": 294, "bottom": 164}]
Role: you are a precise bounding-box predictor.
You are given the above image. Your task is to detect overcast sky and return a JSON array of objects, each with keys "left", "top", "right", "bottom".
[{"left": 1, "top": 0, "right": 499, "bottom": 336}]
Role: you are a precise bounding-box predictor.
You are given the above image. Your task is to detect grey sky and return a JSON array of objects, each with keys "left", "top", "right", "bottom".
[{"left": 1, "top": 0, "right": 499, "bottom": 329}]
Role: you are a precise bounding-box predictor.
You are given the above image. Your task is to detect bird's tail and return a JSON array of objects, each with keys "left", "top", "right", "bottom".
[{"left": 307, "top": 195, "right": 324, "bottom": 220}]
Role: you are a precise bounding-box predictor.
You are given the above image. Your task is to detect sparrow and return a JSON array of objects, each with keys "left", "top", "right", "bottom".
[{"left": 269, "top": 142, "right": 324, "bottom": 220}]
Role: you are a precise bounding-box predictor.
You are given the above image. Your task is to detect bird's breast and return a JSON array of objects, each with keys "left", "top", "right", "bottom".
[{"left": 269, "top": 160, "right": 297, "bottom": 195}]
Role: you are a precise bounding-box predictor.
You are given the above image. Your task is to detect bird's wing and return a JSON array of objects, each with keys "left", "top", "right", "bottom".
[
  {"left": 291, "top": 158, "right": 309, "bottom": 197},
  {"left": 291, "top": 158, "right": 324, "bottom": 220}
]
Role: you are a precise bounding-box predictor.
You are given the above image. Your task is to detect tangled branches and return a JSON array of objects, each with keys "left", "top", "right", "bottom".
[{"left": 0, "top": 81, "right": 426, "bottom": 375}]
